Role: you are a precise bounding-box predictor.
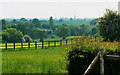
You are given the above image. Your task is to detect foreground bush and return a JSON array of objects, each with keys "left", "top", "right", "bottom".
[{"left": 66, "top": 36, "right": 120, "bottom": 75}]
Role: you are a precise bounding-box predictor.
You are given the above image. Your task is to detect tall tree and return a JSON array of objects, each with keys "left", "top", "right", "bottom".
[
  {"left": 32, "top": 18, "right": 41, "bottom": 28},
  {"left": 49, "top": 16, "right": 54, "bottom": 26},
  {"left": 98, "top": 9, "right": 120, "bottom": 41},
  {"left": 55, "top": 26, "right": 70, "bottom": 39},
  {"left": 38, "top": 30, "right": 47, "bottom": 42},
  {"left": 16, "top": 21, "right": 26, "bottom": 35},
  {"left": 1, "top": 19, "right": 7, "bottom": 30}
]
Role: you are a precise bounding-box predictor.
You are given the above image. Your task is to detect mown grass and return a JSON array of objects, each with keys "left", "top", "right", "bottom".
[{"left": 2, "top": 46, "right": 68, "bottom": 73}]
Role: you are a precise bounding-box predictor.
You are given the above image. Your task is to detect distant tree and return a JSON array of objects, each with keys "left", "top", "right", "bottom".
[
  {"left": 59, "top": 18, "right": 63, "bottom": 22},
  {"left": 16, "top": 21, "right": 26, "bottom": 35},
  {"left": 20, "top": 18, "right": 27, "bottom": 22},
  {"left": 2, "top": 28, "right": 23, "bottom": 43},
  {"left": 70, "top": 18, "right": 73, "bottom": 21},
  {"left": 79, "top": 26, "right": 90, "bottom": 36},
  {"left": 32, "top": 18, "right": 41, "bottom": 28},
  {"left": 11, "top": 24, "right": 17, "bottom": 29},
  {"left": 91, "top": 27, "right": 98, "bottom": 35},
  {"left": 90, "top": 18, "right": 99, "bottom": 26},
  {"left": 1, "top": 19, "right": 7, "bottom": 30},
  {"left": 55, "top": 26, "right": 70, "bottom": 39},
  {"left": 12, "top": 19, "right": 18, "bottom": 24},
  {"left": 38, "top": 30, "right": 47, "bottom": 42},
  {"left": 49, "top": 16, "right": 54, "bottom": 26},
  {"left": 98, "top": 9, "right": 120, "bottom": 41},
  {"left": 1, "top": 19, "right": 6, "bottom": 25},
  {"left": 80, "top": 24, "right": 85, "bottom": 27},
  {"left": 69, "top": 26, "right": 80, "bottom": 36}
]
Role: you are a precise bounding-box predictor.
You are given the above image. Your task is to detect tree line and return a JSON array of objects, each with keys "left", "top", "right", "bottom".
[{"left": 2, "top": 9, "right": 119, "bottom": 43}]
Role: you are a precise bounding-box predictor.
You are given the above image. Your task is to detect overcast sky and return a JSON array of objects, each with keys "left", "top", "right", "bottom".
[{"left": 0, "top": 0, "right": 119, "bottom": 19}]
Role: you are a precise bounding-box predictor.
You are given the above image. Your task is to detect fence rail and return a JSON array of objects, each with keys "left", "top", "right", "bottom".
[
  {"left": 0, "top": 36, "right": 101, "bottom": 50},
  {"left": 0, "top": 38, "right": 74, "bottom": 50}
]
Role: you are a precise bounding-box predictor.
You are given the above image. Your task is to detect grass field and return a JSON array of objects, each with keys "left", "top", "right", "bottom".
[
  {"left": 41, "top": 20, "right": 91, "bottom": 26},
  {"left": 2, "top": 46, "right": 68, "bottom": 73},
  {"left": 34, "top": 36, "right": 79, "bottom": 42},
  {"left": 2, "top": 36, "right": 119, "bottom": 73}
]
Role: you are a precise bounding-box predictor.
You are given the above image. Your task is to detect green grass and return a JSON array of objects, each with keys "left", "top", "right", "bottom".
[
  {"left": 41, "top": 20, "right": 91, "bottom": 26},
  {"left": 34, "top": 36, "right": 61, "bottom": 42},
  {"left": 54, "top": 21, "right": 91, "bottom": 26},
  {"left": 2, "top": 46, "right": 68, "bottom": 73},
  {"left": 34, "top": 36, "right": 80, "bottom": 42}
]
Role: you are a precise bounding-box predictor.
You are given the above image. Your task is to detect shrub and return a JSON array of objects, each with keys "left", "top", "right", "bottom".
[
  {"left": 2, "top": 28, "right": 23, "bottom": 43},
  {"left": 66, "top": 36, "right": 99, "bottom": 75},
  {"left": 66, "top": 36, "right": 120, "bottom": 75}
]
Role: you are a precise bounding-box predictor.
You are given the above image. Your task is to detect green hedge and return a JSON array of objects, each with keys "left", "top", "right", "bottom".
[{"left": 66, "top": 37, "right": 120, "bottom": 75}]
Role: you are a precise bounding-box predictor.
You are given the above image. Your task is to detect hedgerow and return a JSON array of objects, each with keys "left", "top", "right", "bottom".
[{"left": 66, "top": 36, "right": 120, "bottom": 75}]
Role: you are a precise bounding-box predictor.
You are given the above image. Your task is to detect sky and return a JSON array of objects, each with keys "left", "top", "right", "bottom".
[{"left": 0, "top": 0, "right": 119, "bottom": 19}]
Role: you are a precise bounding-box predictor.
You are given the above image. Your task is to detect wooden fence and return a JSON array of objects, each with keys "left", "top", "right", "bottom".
[
  {"left": 0, "top": 38, "right": 74, "bottom": 50},
  {"left": 83, "top": 50, "right": 120, "bottom": 75}
]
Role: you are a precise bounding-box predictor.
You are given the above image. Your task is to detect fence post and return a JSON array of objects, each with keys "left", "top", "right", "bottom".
[
  {"left": 13, "top": 42, "right": 15, "bottom": 50},
  {"left": 48, "top": 41, "right": 50, "bottom": 47},
  {"left": 66, "top": 39, "right": 67, "bottom": 45},
  {"left": 54, "top": 41, "right": 56, "bottom": 46},
  {"left": 42, "top": 41, "right": 44, "bottom": 49},
  {"left": 100, "top": 50, "right": 104, "bottom": 75},
  {"left": 35, "top": 41, "right": 37, "bottom": 49},
  {"left": 60, "top": 40, "right": 62, "bottom": 45},
  {"left": 21, "top": 42, "right": 23, "bottom": 49},
  {"left": 5, "top": 43, "right": 7, "bottom": 50},
  {"left": 28, "top": 42, "right": 30, "bottom": 49}
]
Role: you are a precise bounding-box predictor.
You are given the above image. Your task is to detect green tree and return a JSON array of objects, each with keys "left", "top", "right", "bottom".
[
  {"left": 12, "top": 19, "right": 18, "bottom": 24},
  {"left": 2, "top": 28, "right": 23, "bottom": 43},
  {"left": 59, "top": 18, "right": 63, "bottom": 22},
  {"left": 49, "top": 16, "right": 54, "bottom": 26},
  {"left": 90, "top": 18, "right": 99, "bottom": 26},
  {"left": 91, "top": 27, "right": 98, "bottom": 35},
  {"left": 38, "top": 30, "right": 47, "bottom": 42},
  {"left": 79, "top": 26, "right": 90, "bottom": 36},
  {"left": 20, "top": 18, "right": 27, "bottom": 22},
  {"left": 98, "top": 9, "right": 120, "bottom": 41},
  {"left": 16, "top": 21, "right": 26, "bottom": 35},
  {"left": 55, "top": 26, "right": 70, "bottom": 39},
  {"left": 32, "top": 18, "right": 41, "bottom": 28},
  {"left": 1, "top": 19, "right": 7, "bottom": 30},
  {"left": 69, "top": 26, "right": 80, "bottom": 36}
]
